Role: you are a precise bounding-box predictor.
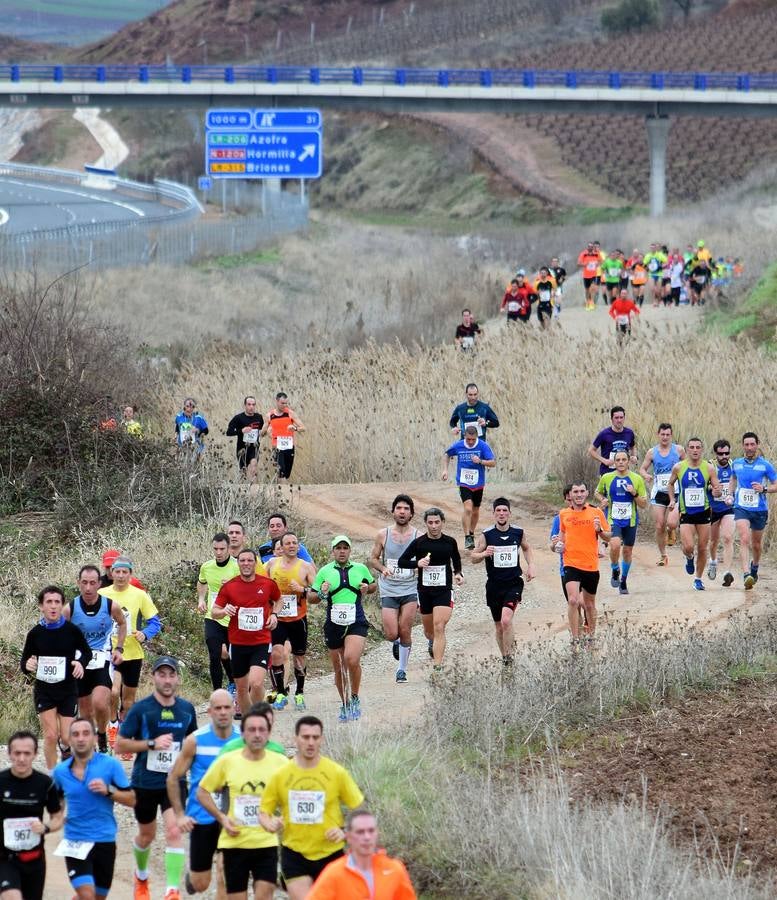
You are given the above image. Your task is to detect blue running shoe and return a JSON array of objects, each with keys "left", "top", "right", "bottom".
[
  {"left": 684, "top": 556, "right": 695, "bottom": 575},
  {"left": 610, "top": 567, "right": 620, "bottom": 588},
  {"left": 338, "top": 704, "right": 348, "bottom": 723},
  {"left": 349, "top": 696, "right": 361, "bottom": 720},
  {"left": 272, "top": 694, "right": 288, "bottom": 711},
  {"left": 693, "top": 578, "right": 705, "bottom": 591}
]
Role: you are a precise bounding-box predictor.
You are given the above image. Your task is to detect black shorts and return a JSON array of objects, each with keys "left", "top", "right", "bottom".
[
  {"left": 134, "top": 786, "right": 175, "bottom": 824},
  {"left": 671, "top": 286, "right": 681, "bottom": 303},
  {"left": 274, "top": 448, "right": 295, "bottom": 479},
  {"left": 537, "top": 301, "right": 553, "bottom": 319},
  {"left": 459, "top": 486, "right": 484, "bottom": 507},
  {"left": 323, "top": 620, "right": 369, "bottom": 651},
  {"left": 710, "top": 508, "right": 734, "bottom": 525},
  {"left": 222, "top": 846, "right": 277, "bottom": 892},
  {"left": 486, "top": 578, "right": 523, "bottom": 621},
  {"left": 229, "top": 643, "right": 270, "bottom": 679},
  {"left": 272, "top": 618, "right": 308, "bottom": 656},
  {"left": 67, "top": 841, "right": 116, "bottom": 893},
  {"left": 619, "top": 277, "right": 629, "bottom": 289},
  {"left": 617, "top": 322, "right": 630, "bottom": 334},
  {"left": 680, "top": 510, "right": 711, "bottom": 525},
  {"left": 281, "top": 846, "right": 343, "bottom": 883},
  {"left": 78, "top": 661, "right": 113, "bottom": 697},
  {"left": 418, "top": 590, "right": 454, "bottom": 616},
  {"left": 34, "top": 685, "right": 78, "bottom": 717},
  {"left": 237, "top": 443, "right": 259, "bottom": 469},
  {"left": 563, "top": 567, "right": 600, "bottom": 597},
  {"left": 0, "top": 854, "right": 46, "bottom": 900},
  {"left": 653, "top": 491, "right": 670, "bottom": 507},
  {"left": 190, "top": 822, "right": 221, "bottom": 874},
  {"left": 661, "top": 277, "right": 671, "bottom": 286},
  {"left": 583, "top": 277, "right": 596, "bottom": 289},
  {"left": 114, "top": 657, "right": 143, "bottom": 689}
]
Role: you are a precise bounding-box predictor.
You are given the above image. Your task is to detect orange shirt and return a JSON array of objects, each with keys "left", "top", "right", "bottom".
[
  {"left": 306, "top": 851, "right": 417, "bottom": 900},
  {"left": 577, "top": 251, "right": 600, "bottom": 277},
  {"left": 559, "top": 505, "right": 608, "bottom": 572},
  {"left": 630, "top": 264, "right": 647, "bottom": 285},
  {"left": 608, "top": 298, "right": 640, "bottom": 321},
  {"left": 267, "top": 408, "right": 296, "bottom": 448}
]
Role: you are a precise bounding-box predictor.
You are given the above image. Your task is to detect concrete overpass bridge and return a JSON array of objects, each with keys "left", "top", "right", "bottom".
[{"left": 2, "top": 64, "right": 776, "bottom": 215}]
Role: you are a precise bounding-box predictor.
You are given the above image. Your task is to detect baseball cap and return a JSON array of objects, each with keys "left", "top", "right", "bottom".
[
  {"left": 697, "top": 240, "right": 705, "bottom": 247},
  {"left": 516, "top": 268, "right": 526, "bottom": 276},
  {"left": 152, "top": 655, "right": 180, "bottom": 674},
  {"left": 331, "top": 534, "right": 351, "bottom": 548},
  {"left": 110, "top": 556, "right": 133, "bottom": 571},
  {"left": 102, "top": 548, "right": 121, "bottom": 568}
]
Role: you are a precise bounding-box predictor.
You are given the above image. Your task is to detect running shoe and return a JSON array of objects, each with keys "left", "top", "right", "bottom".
[
  {"left": 744, "top": 574, "right": 755, "bottom": 590},
  {"left": 619, "top": 581, "right": 629, "bottom": 595},
  {"left": 610, "top": 567, "right": 620, "bottom": 588},
  {"left": 427, "top": 639, "right": 434, "bottom": 658},
  {"left": 164, "top": 890, "right": 181, "bottom": 900},
  {"left": 502, "top": 655, "right": 513, "bottom": 667},
  {"left": 750, "top": 563, "right": 759, "bottom": 584},
  {"left": 464, "top": 534, "right": 475, "bottom": 550},
  {"left": 693, "top": 578, "right": 705, "bottom": 591},
  {"left": 722, "top": 572, "right": 734, "bottom": 587},
  {"left": 432, "top": 664, "right": 443, "bottom": 672},
  {"left": 107, "top": 722, "right": 118, "bottom": 750},
  {"left": 656, "top": 555, "right": 669, "bottom": 567},
  {"left": 133, "top": 874, "right": 151, "bottom": 900},
  {"left": 707, "top": 560, "right": 717, "bottom": 580},
  {"left": 265, "top": 691, "right": 277, "bottom": 704},
  {"left": 97, "top": 733, "right": 109, "bottom": 754},
  {"left": 684, "top": 555, "right": 695, "bottom": 575},
  {"left": 294, "top": 694, "right": 306, "bottom": 710},
  {"left": 272, "top": 694, "right": 288, "bottom": 711},
  {"left": 395, "top": 669, "right": 408, "bottom": 683},
  {"left": 226, "top": 682, "right": 237, "bottom": 698},
  {"left": 667, "top": 527, "right": 677, "bottom": 546},
  {"left": 349, "top": 696, "right": 361, "bottom": 720},
  {"left": 338, "top": 704, "right": 349, "bottom": 723},
  {"left": 184, "top": 872, "right": 196, "bottom": 896},
  {"left": 392, "top": 639, "right": 400, "bottom": 661}
]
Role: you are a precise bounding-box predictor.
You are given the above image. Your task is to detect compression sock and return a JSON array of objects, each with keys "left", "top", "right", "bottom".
[
  {"left": 222, "top": 657, "right": 234, "bottom": 683},
  {"left": 621, "top": 561, "right": 632, "bottom": 581},
  {"left": 398, "top": 643, "right": 411, "bottom": 671},
  {"left": 133, "top": 842, "right": 151, "bottom": 880},
  {"left": 97, "top": 731, "right": 108, "bottom": 753},
  {"left": 611, "top": 563, "right": 620, "bottom": 574},
  {"left": 165, "top": 847, "right": 185, "bottom": 889},
  {"left": 271, "top": 666, "right": 286, "bottom": 695},
  {"left": 751, "top": 563, "right": 759, "bottom": 574},
  {"left": 295, "top": 666, "right": 306, "bottom": 695}
]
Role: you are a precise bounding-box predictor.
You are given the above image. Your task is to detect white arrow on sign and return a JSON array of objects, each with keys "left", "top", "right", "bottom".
[{"left": 297, "top": 144, "right": 317, "bottom": 162}]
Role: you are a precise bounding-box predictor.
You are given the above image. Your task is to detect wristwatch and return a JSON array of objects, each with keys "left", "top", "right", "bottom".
[
  {"left": 115, "top": 646, "right": 124, "bottom": 653},
  {"left": 107, "top": 783, "right": 116, "bottom": 797},
  {"left": 147, "top": 738, "right": 156, "bottom": 750}
]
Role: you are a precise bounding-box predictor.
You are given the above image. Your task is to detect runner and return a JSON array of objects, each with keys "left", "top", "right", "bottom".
[
  {"left": 397, "top": 508, "right": 463, "bottom": 670},
  {"left": 21, "top": 586, "right": 92, "bottom": 771},
  {"left": 197, "top": 532, "right": 238, "bottom": 697},
  {"left": 627, "top": 251, "right": 648, "bottom": 306},
  {"left": 549, "top": 256, "right": 566, "bottom": 318},
  {"left": 257, "top": 513, "right": 313, "bottom": 565},
  {"left": 442, "top": 423, "right": 496, "bottom": 550},
  {"left": 63, "top": 565, "right": 127, "bottom": 755},
  {"left": 261, "top": 392, "right": 306, "bottom": 482},
  {"left": 211, "top": 549, "right": 282, "bottom": 714},
  {"left": 312, "top": 536, "right": 376, "bottom": 722},
  {"left": 175, "top": 398, "right": 209, "bottom": 456},
  {"left": 448, "top": 383, "right": 500, "bottom": 442},
  {"left": 52, "top": 718, "right": 135, "bottom": 900},
  {"left": 595, "top": 452, "right": 648, "bottom": 595},
  {"left": 102, "top": 557, "right": 161, "bottom": 752},
  {"left": 166, "top": 689, "right": 239, "bottom": 897},
  {"left": 577, "top": 242, "right": 601, "bottom": 310},
  {"left": 550, "top": 484, "right": 611, "bottom": 645},
  {"left": 731, "top": 431, "right": 777, "bottom": 590},
  {"left": 533, "top": 266, "right": 556, "bottom": 328},
  {"left": 306, "top": 807, "right": 417, "bottom": 900},
  {"left": 499, "top": 272, "right": 535, "bottom": 323},
  {"left": 265, "top": 533, "right": 318, "bottom": 711},
  {"left": 122, "top": 405, "right": 143, "bottom": 437},
  {"left": 99, "top": 549, "right": 146, "bottom": 591},
  {"left": 668, "top": 251, "right": 684, "bottom": 306},
  {"left": 643, "top": 242, "right": 667, "bottom": 307},
  {"left": 259, "top": 716, "right": 365, "bottom": 900},
  {"left": 367, "top": 494, "right": 419, "bottom": 684},
  {"left": 218, "top": 702, "right": 286, "bottom": 758},
  {"left": 227, "top": 521, "right": 250, "bottom": 560},
  {"left": 689, "top": 257, "right": 711, "bottom": 306},
  {"left": 639, "top": 424, "right": 685, "bottom": 566},
  {"left": 471, "top": 497, "right": 535, "bottom": 664},
  {"left": 588, "top": 406, "right": 637, "bottom": 475},
  {"left": 0, "top": 730, "right": 63, "bottom": 900},
  {"left": 667, "top": 438, "right": 722, "bottom": 591},
  {"left": 608, "top": 289, "right": 640, "bottom": 343},
  {"left": 114, "top": 656, "right": 198, "bottom": 900},
  {"left": 226, "top": 396, "right": 264, "bottom": 483},
  {"left": 708, "top": 439, "right": 736, "bottom": 586},
  {"left": 601, "top": 249, "right": 623, "bottom": 305},
  {"left": 454, "top": 308, "right": 482, "bottom": 350},
  {"left": 549, "top": 485, "right": 587, "bottom": 632}
]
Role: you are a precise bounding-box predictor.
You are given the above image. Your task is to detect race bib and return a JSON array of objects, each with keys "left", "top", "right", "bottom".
[
  {"left": 694, "top": 275, "right": 707, "bottom": 284},
  {"left": 86, "top": 650, "right": 109, "bottom": 670},
  {"left": 460, "top": 336, "right": 474, "bottom": 349},
  {"left": 493, "top": 545, "right": 518, "bottom": 568},
  {"left": 244, "top": 428, "right": 258, "bottom": 444},
  {"left": 655, "top": 473, "right": 670, "bottom": 491},
  {"left": 683, "top": 488, "right": 704, "bottom": 508},
  {"left": 3, "top": 818, "right": 40, "bottom": 852},
  {"left": 585, "top": 261, "right": 597, "bottom": 273},
  {"left": 422, "top": 565, "right": 445, "bottom": 587},
  {"left": 460, "top": 468, "right": 479, "bottom": 486},
  {"left": 648, "top": 258, "right": 659, "bottom": 271},
  {"left": 718, "top": 483, "right": 731, "bottom": 500},
  {"left": 279, "top": 595, "right": 298, "bottom": 618},
  {"left": 611, "top": 501, "right": 633, "bottom": 521},
  {"left": 276, "top": 435, "right": 294, "bottom": 451},
  {"left": 146, "top": 741, "right": 181, "bottom": 773},
  {"left": 507, "top": 300, "right": 520, "bottom": 313},
  {"left": 289, "top": 790, "right": 325, "bottom": 825},
  {"left": 234, "top": 794, "right": 260, "bottom": 827},
  {"left": 539, "top": 289, "right": 551, "bottom": 302},
  {"left": 54, "top": 839, "right": 94, "bottom": 860},
  {"left": 36, "top": 656, "right": 66, "bottom": 684},
  {"left": 616, "top": 314, "right": 630, "bottom": 326},
  {"left": 238, "top": 607, "right": 263, "bottom": 631},
  {"left": 330, "top": 604, "right": 356, "bottom": 626},
  {"left": 385, "top": 558, "right": 414, "bottom": 580},
  {"left": 739, "top": 488, "right": 759, "bottom": 509}
]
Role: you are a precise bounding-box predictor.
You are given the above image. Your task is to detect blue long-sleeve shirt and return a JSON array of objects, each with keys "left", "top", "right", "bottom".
[{"left": 449, "top": 400, "right": 499, "bottom": 441}]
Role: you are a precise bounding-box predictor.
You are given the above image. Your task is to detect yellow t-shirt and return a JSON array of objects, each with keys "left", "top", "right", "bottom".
[
  {"left": 199, "top": 750, "right": 286, "bottom": 849},
  {"left": 102, "top": 583, "right": 158, "bottom": 661},
  {"left": 260, "top": 756, "right": 364, "bottom": 860}
]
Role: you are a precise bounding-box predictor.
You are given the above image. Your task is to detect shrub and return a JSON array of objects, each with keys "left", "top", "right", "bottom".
[{"left": 601, "top": 0, "right": 661, "bottom": 33}]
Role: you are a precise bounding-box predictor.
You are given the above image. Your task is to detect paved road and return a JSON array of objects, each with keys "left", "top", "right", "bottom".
[{"left": 0, "top": 175, "right": 179, "bottom": 234}]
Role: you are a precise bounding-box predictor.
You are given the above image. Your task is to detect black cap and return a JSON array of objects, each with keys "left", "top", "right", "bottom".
[{"left": 151, "top": 655, "right": 180, "bottom": 674}]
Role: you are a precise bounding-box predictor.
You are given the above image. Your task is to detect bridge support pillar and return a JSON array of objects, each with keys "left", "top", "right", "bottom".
[{"left": 646, "top": 115, "right": 670, "bottom": 218}]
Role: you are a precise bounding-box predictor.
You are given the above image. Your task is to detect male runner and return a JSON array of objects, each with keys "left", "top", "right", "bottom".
[
  {"left": 256, "top": 513, "right": 313, "bottom": 564},
  {"left": 608, "top": 289, "right": 640, "bottom": 342},
  {"left": 398, "top": 508, "right": 463, "bottom": 670},
  {"left": 227, "top": 521, "right": 250, "bottom": 559},
  {"left": 551, "top": 484, "right": 611, "bottom": 645},
  {"left": 643, "top": 243, "right": 667, "bottom": 306},
  {"left": 442, "top": 424, "right": 496, "bottom": 549},
  {"left": 448, "top": 383, "right": 500, "bottom": 442},
  {"left": 115, "top": 656, "right": 198, "bottom": 900},
  {"left": 601, "top": 249, "right": 623, "bottom": 305},
  {"left": 595, "top": 452, "right": 647, "bottom": 595},
  {"left": 265, "top": 532, "right": 318, "bottom": 710},
  {"left": 588, "top": 406, "right": 637, "bottom": 474},
  {"left": 534, "top": 266, "right": 556, "bottom": 327},
  {"left": 708, "top": 439, "right": 736, "bottom": 586},
  {"left": 368, "top": 494, "right": 419, "bottom": 683},
  {"left": 500, "top": 273, "right": 535, "bottom": 322},
  {"left": 211, "top": 549, "right": 282, "bottom": 714},
  {"left": 549, "top": 256, "right": 566, "bottom": 317},
  {"left": 0, "top": 731, "right": 63, "bottom": 900},
  {"left": 627, "top": 252, "right": 647, "bottom": 306},
  {"left": 197, "top": 532, "right": 238, "bottom": 695},
  {"left": 21, "top": 586, "right": 92, "bottom": 771},
  {"left": 64, "top": 565, "right": 127, "bottom": 754},
  {"left": 166, "top": 689, "right": 239, "bottom": 898},
  {"left": 312, "top": 537, "right": 376, "bottom": 722},
  {"left": 175, "top": 399, "right": 209, "bottom": 455},
  {"left": 639, "top": 423, "right": 685, "bottom": 565},
  {"left": 261, "top": 392, "right": 306, "bottom": 482},
  {"left": 577, "top": 242, "right": 601, "bottom": 310},
  {"left": 667, "top": 438, "right": 722, "bottom": 591},
  {"left": 217, "top": 702, "right": 285, "bottom": 758},
  {"left": 260, "top": 716, "right": 364, "bottom": 900},
  {"left": 471, "top": 497, "right": 535, "bottom": 664},
  {"left": 53, "top": 718, "right": 135, "bottom": 900},
  {"left": 226, "top": 396, "right": 264, "bottom": 482},
  {"left": 454, "top": 308, "right": 482, "bottom": 349},
  {"left": 306, "top": 807, "right": 417, "bottom": 900},
  {"left": 731, "top": 431, "right": 777, "bottom": 589},
  {"left": 197, "top": 708, "right": 287, "bottom": 900}
]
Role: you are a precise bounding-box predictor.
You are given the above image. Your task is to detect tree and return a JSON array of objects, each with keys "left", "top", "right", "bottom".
[{"left": 601, "top": 0, "right": 660, "bottom": 34}]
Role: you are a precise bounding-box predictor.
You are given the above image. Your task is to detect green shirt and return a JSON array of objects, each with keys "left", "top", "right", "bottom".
[
  {"left": 219, "top": 736, "right": 286, "bottom": 757},
  {"left": 601, "top": 257, "right": 624, "bottom": 284},
  {"left": 312, "top": 561, "right": 374, "bottom": 604},
  {"left": 643, "top": 251, "right": 667, "bottom": 276},
  {"left": 595, "top": 470, "right": 647, "bottom": 526},
  {"left": 198, "top": 557, "right": 240, "bottom": 625}
]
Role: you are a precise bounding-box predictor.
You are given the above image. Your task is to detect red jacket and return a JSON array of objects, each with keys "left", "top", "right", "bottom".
[
  {"left": 306, "top": 850, "right": 417, "bottom": 900},
  {"left": 501, "top": 284, "right": 536, "bottom": 314}
]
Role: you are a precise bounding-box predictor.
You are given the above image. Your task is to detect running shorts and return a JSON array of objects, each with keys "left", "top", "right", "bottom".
[
  {"left": 459, "top": 486, "right": 484, "bottom": 507},
  {"left": 486, "top": 578, "right": 523, "bottom": 621},
  {"left": 418, "top": 589, "right": 454, "bottom": 616},
  {"left": 563, "top": 567, "right": 600, "bottom": 596},
  {"left": 272, "top": 618, "right": 308, "bottom": 657},
  {"left": 734, "top": 508, "right": 768, "bottom": 531},
  {"left": 680, "top": 510, "right": 711, "bottom": 526},
  {"left": 77, "top": 661, "right": 113, "bottom": 698},
  {"left": 229, "top": 643, "right": 270, "bottom": 679},
  {"left": 281, "top": 846, "right": 342, "bottom": 884},
  {"left": 0, "top": 855, "right": 46, "bottom": 900},
  {"left": 66, "top": 841, "right": 116, "bottom": 894},
  {"left": 190, "top": 822, "right": 221, "bottom": 874},
  {"left": 610, "top": 523, "right": 637, "bottom": 546},
  {"left": 114, "top": 657, "right": 143, "bottom": 689},
  {"left": 323, "top": 620, "right": 369, "bottom": 651}
]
